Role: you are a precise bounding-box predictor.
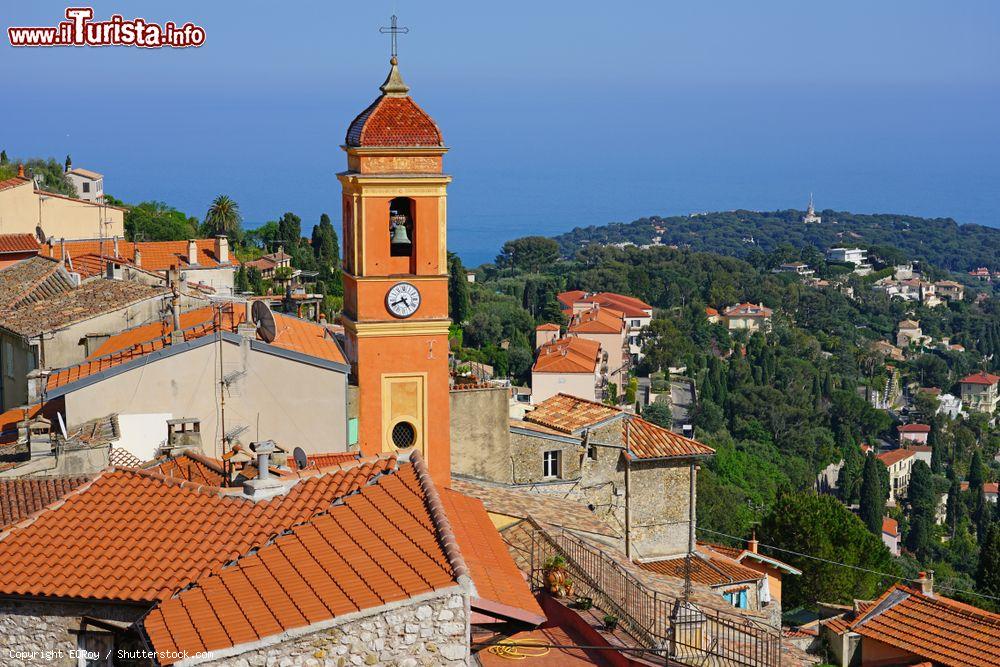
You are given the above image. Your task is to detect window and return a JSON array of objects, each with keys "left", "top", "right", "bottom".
[
  {"left": 391, "top": 421, "right": 416, "bottom": 448},
  {"left": 631, "top": 319, "right": 641, "bottom": 327},
  {"left": 587, "top": 444, "right": 598, "bottom": 460},
  {"left": 723, "top": 588, "right": 749, "bottom": 609},
  {"left": 388, "top": 197, "right": 414, "bottom": 258},
  {"left": 82, "top": 181, "right": 90, "bottom": 193},
  {"left": 542, "top": 450, "right": 561, "bottom": 479},
  {"left": 3, "top": 340, "right": 13, "bottom": 378}
]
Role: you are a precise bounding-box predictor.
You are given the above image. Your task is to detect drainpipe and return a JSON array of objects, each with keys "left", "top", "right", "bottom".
[
  {"left": 624, "top": 420, "right": 632, "bottom": 560},
  {"left": 688, "top": 462, "right": 697, "bottom": 555}
]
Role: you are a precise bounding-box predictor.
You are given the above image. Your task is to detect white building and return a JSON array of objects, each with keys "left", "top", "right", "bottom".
[{"left": 65, "top": 167, "right": 105, "bottom": 203}]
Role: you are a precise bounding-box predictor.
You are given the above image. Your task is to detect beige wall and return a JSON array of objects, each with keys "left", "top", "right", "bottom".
[
  {"left": 60, "top": 336, "right": 348, "bottom": 455},
  {"left": 0, "top": 180, "right": 124, "bottom": 239},
  {"left": 450, "top": 387, "right": 512, "bottom": 483},
  {"left": 531, "top": 371, "right": 597, "bottom": 404},
  {"left": 182, "top": 266, "right": 236, "bottom": 296},
  {"left": 572, "top": 330, "right": 626, "bottom": 387}
]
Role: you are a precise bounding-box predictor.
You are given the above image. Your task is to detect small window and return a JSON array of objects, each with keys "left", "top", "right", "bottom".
[
  {"left": 723, "top": 589, "right": 749, "bottom": 609},
  {"left": 632, "top": 319, "right": 641, "bottom": 327},
  {"left": 392, "top": 421, "right": 416, "bottom": 448},
  {"left": 543, "top": 450, "right": 561, "bottom": 478},
  {"left": 82, "top": 182, "right": 90, "bottom": 193},
  {"left": 587, "top": 444, "right": 598, "bottom": 460}
]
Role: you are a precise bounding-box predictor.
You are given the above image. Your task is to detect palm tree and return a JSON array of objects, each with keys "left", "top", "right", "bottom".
[{"left": 204, "top": 195, "right": 242, "bottom": 238}]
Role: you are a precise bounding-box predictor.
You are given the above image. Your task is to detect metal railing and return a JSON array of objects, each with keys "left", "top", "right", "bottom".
[{"left": 526, "top": 521, "right": 782, "bottom": 666}]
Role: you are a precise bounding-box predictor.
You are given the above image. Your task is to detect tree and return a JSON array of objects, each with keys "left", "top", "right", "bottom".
[
  {"left": 977, "top": 522, "right": 1000, "bottom": 602},
  {"left": 860, "top": 454, "right": 887, "bottom": 536},
  {"left": 0, "top": 150, "right": 7, "bottom": 165},
  {"left": 448, "top": 254, "right": 471, "bottom": 324},
  {"left": 203, "top": 195, "right": 242, "bottom": 238},
  {"left": 762, "top": 493, "right": 896, "bottom": 608},
  {"left": 838, "top": 442, "right": 864, "bottom": 506},
  {"left": 643, "top": 401, "right": 673, "bottom": 429},
  {"left": 125, "top": 201, "right": 198, "bottom": 241},
  {"left": 495, "top": 236, "right": 560, "bottom": 273},
  {"left": 310, "top": 213, "right": 339, "bottom": 266},
  {"left": 277, "top": 212, "right": 302, "bottom": 249},
  {"left": 906, "top": 460, "right": 935, "bottom": 556},
  {"left": 969, "top": 449, "right": 985, "bottom": 492}
]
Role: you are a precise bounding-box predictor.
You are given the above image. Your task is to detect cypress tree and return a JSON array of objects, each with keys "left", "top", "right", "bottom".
[
  {"left": 813, "top": 374, "right": 823, "bottom": 411},
  {"left": 946, "top": 475, "right": 964, "bottom": 537},
  {"left": 860, "top": 454, "right": 886, "bottom": 536},
  {"left": 1, "top": 150, "right": 9, "bottom": 164},
  {"left": 977, "top": 521, "right": 1000, "bottom": 601},
  {"left": 969, "top": 450, "right": 985, "bottom": 492},
  {"left": 906, "top": 461, "right": 935, "bottom": 555},
  {"left": 448, "top": 255, "right": 470, "bottom": 324}
]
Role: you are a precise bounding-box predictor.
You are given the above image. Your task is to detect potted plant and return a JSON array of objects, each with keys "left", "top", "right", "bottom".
[
  {"left": 563, "top": 578, "right": 575, "bottom": 597},
  {"left": 543, "top": 555, "right": 567, "bottom": 594},
  {"left": 603, "top": 614, "right": 619, "bottom": 631},
  {"left": 574, "top": 596, "right": 593, "bottom": 610}
]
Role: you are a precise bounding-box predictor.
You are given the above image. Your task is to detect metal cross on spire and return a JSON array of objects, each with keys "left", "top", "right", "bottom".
[{"left": 379, "top": 14, "right": 409, "bottom": 59}]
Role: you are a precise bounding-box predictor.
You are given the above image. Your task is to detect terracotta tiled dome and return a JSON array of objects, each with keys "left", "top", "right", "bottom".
[{"left": 345, "top": 58, "right": 444, "bottom": 148}]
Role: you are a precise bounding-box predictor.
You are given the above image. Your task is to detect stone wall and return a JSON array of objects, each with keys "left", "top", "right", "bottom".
[
  {"left": 450, "top": 388, "right": 512, "bottom": 483},
  {"left": 0, "top": 597, "right": 147, "bottom": 667},
  {"left": 509, "top": 431, "right": 581, "bottom": 484},
  {"left": 204, "top": 587, "right": 469, "bottom": 667},
  {"left": 628, "top": 462, "right": 694, "bottom": 558}
]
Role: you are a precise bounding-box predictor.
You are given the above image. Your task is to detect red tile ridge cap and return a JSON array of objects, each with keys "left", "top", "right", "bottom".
[
  {"left": 406, "top": 449, "right": 473, "bottom": 590},
  {"left": 274, "top": 451, "right": 396, "bottom": 480},
  {"left": 0, "top": 472, "right": 103, "bottom": 542}
]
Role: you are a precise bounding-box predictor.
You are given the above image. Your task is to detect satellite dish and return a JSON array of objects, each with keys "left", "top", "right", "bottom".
[
  {"left": 251, "top": 300, "right": 277, "bottom": 343},
  {"left": 293, "top": 446, "right": 308, "bottom": 470}
]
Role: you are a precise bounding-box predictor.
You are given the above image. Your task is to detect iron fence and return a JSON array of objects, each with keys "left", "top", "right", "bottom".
[{"left": 526, "top": 521, "right": 782, "bottom": 666}]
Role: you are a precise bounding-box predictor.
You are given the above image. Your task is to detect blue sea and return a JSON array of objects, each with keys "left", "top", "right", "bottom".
[{"left": 8, "top": 82, "right": 999, "bottom": 267}]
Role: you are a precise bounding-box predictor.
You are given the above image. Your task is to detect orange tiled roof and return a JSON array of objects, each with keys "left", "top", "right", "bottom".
[
  {"left": 0, "top": 234, "right": 40, "bottom": 254},
  {"left": 960, "top": 371, "right": 1000, "bottom": 385},
  {"left": 142, "top": 460, "right": 459, "bottom": 663},
  {"left": 898, "top": 424, "right": 931, "bottom": 433},
  {"left": 524, "top": 393, "right": 621, "bottom": 434},
  {"left": 146, "top": 451, "right": 226, "bottom": 487},
  {"left": 706, "top": 307, "right": 719, "bottom": 317},
  {"left": 568, "top": 306, "right": 624, "bottom": 334},
  {"left": 108, "top": 447, "right": 144, "bottom": 468},
  {"left": 0, "top": 404, "right": 44, "bottom": 445},
  {"left": 0, "top": 476, "right": 92, "bottom": 528},
  {"left": 42, "top": 238, "right": 229, "bottom": 272},
  {"left": 724, "top": 302, "right": 773, "bottom": 318},
  {"left": 535, "top": 322, "right": 560, "bottom": 331},
  {"left": 556, "top": 290, "right": 587, "bottom": 308},
  {"left": 578, "top": 292, "right": 653, "bottom": 317},
  {"left": 699, "top": 541, "right": 801, "bottom": 575},
  {"left": 638, "top": 548, "right": 764, "bottom": 587},
  {"left": 0, "top": 456, "right": 397, "bottom": 602},
  {"left": 532, "top": 336, "right": 601, "bottom": 373},
  {"left": 441, "top": 488, "right": 545, "bottom": 624},
  {"left": 346, "top": 95, "right": 443, "bottom": 148},
  {"left": 882, "top": 517, "right": 899, "bottom": 536},
  {"left": 0, "top": 176, "right": 30, "bottom": 193},
  {"left": 850, "top": 584, "right": 1000, "bottom": 666},
  {"left": 0, "top": 256, "right": 76, "bottom": 310},
  {"left": 627, "top": 417, "right": 715, "bottom": 460},
  {"left": 46, "top": 305, "right": 346, "bottom": 391},
  {"left": 303, "top": 452, "right": 360, "bottom": 469},
  {"left": 877, "top": 449, "right": 914, "bottom": 467}
]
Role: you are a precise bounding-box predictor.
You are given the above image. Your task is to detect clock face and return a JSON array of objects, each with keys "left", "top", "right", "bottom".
[{"left": 386, "top": 282, "right": 421, "bottom": 318}]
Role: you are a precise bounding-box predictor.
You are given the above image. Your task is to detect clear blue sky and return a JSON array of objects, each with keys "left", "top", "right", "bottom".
[{"left": 4, "top": 2, "right": 999, "bottom": 263}]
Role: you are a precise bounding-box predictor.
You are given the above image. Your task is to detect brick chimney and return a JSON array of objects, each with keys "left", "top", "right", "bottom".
[
  {"left": 187, "top": 239, "right": 198, "bottom": 266},
  {"left": 746, "top": 531, "right": 759, "bottom": 554},
  {"left": 17, "top": 163, "right": 25, "bottom": 178},
  {"left": 917, "top": 570, "right": 934, "bottom": 596},
  {"left": 214, "top": 235, "right": 229, "bottom": 264},
  {"left": 26, "top": 369, "right": 49, "bottom": 404},
  {"left": 134, "top": 246, "right": 142, "bottom": 267}
]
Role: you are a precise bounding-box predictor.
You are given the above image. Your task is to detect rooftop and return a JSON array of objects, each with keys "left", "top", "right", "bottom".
[
  {"left": 42, "top": 238, "right": 230, "bottom": 274},
  {"left": 523, "top": 393, "right": 622, "bottom": 434},
  {"left": 960, "top": 371, "right": 1000, "bottom": 385},
  {"left": 532, "top": 336, "right": 601, "bottom": 374},
  {"left": 0, "top": 256, "right": 75, "bottom": 310},
  {"left": 723, "top": 302, "right": 773, "bottom": 318},
  {"left": 898, "top": 424, "right": 931, "bottom": 433},
  {"left": 0, "top": 233, "right": 40, "bottom": 255},
  {"left": 568, "top": 306, "right": 625, "bottom": 335},
  {"left": 882, "top": 517, "right": 899, "bottom": 536},
  {"left": 625, "top": 416, "right": 715, "bottom": 460},
  {"left": 345, "top": 59, "right": 443, "bottom": 148},
  {"left": 46, "top": 304, "right": 346, "bottom": 392},
  {"left": 572, "top": 291, "right": 653, "bottom": 318},
  {"left": 0, "top": 276, "right": 167, "bottom": 338},
  {"left": 0, "top": 476, "right": 92, "bottom": 528},
  {"left": 877, "top": 448, "right": 915, "bottom": 467},
  {"left": 637, "top": 548, "right": 764, "bottom": 587},
  {"left": 850, "top": 583, "right": 1000, "bottom": 666}
]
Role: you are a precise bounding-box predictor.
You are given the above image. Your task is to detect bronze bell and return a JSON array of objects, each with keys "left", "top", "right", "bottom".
[{"left": 390, "top": 211, "right": 411, "bottom": 246}]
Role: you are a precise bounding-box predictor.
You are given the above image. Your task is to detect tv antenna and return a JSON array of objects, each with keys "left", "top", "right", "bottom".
[{"left": 252, "top": 300, "right": 277, "bottom": 343}]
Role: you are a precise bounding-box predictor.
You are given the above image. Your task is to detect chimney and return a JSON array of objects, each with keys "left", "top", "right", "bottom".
[
  {"left": 215, "top": 235, "right": 229, "bottom": 264},
  {"left": 26, "top": 369, "right": 49, "bottom": 404},
  {"left": 17, "top": 163, "right": 25, "bottom": 178},
  {"left": 24, "top": 417, "right": 54, "bottom": 459},
  {"left": 917, "top": 570, "right": 934, "bottom": 596},
  {"left": 169, "top": 269, "right": 183, "bottom": 344},
  {"left": 165, "top": 418, "right": 202, "bottom": 456},
  {"left": 747, "top": 531, "right": 759, "bottom": 554},
  {"left": 187, "top": 239, "right": 198, "bottom": 266},
  {"left": 112, "top": 235, "right": 119, "bottom": 258},
  {"left": 134, "top": 246, "right": 142, "bottom": 267},
  {"left": 242, "top": 440, "right": 287, "bottom": 499}
]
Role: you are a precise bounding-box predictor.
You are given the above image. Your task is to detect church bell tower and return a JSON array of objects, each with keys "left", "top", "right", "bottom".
[{"left": 339, "top": 50, "right": 451, "bottom": 485}]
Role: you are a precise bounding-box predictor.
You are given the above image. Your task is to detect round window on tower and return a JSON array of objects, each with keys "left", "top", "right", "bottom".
[{"left": 391, "top": 421, "right": 417, "bottom": 449}]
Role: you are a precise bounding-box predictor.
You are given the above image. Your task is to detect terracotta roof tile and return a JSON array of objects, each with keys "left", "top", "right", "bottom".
[
  {"left": 108, "top": 447, "right": 144, "bottom": 468},
  {"left": 882, "top": 517, "right": 899, "bottom": 536},
  {"left": 531, "top": 337, "right": 601, "bottom": 374},
  {"left": 0, "top": 476, "right": 92, "bottom": 528},
  {"left": 46, "top": 305, "right": 345, "bottom": 391},
  {"left": 556, "top": 290, "right": 587, "bottom": 308},
  {"left": 0, "top": 234, "right": 40, "bottom": 254},
  {"left": 441, "top": 489, "right": 545, "bottom": 624},
  {"left": 723, "top": 302, "right": 773, "bottom": 318},
  {"left": 0, "top": 404, "right": 45, "bottom": 445},
  {"left": 898, "top": 424, "right": 931, "bottom": 433},
  {"left": 850, "top": 584, "right": 1000, "bottom": 666},
  {"left": 535, "top": 323, "right": 560, "bottom": 331},
  {"left": 0, "top": 176, "right": 30, "bottom": 193},
  {"left": 0, "top": 256, "right": 75, "bottom": 310},
  {"left": 141, "top": 462, "right": 457, "bottom": 664},
  {"left": 0, "top": 456, "right": 396, "bottom": 602},
  {"left": 960, "top": 371, "right": 1000, "bottom": 385},
  {"left": 578, "top": 292, "right": 653, "bottom": 317},
  {"left": 146, "top": 451, "right": 226, "bottom": 487},
  {"left": 638, "top": 548, "right": 764, "bottom": 587},
  {"left": 303, "top": 452, "right": 359, "bottom": 469},
  {"left": 449, "top": 477, "right": 619, "bottom": 538},
  {"left": 568, "top": 306, "right": 625, "bottom": 334},
  {"left": 345, "top": 95, "right": 443, "bottom": 148},
  {"left": 627, "top": 417, "right": 715, "bottom": 460},
  {"left": 877, "top": 449, "right": 915, "bottom": 467},
  {"left": 523, "top": 393, "right": 621, "bottom": 434},
  {"left": 42, "top": 238, "right": 230, "bottom": 273}
]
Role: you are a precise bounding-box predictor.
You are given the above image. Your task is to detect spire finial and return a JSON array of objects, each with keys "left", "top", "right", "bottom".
[
  {"left": 379, "top": 15, "right": 410, "bottom": 97},
  {"left": 379, "top": 14, "right": 409, "bottom": 60}
]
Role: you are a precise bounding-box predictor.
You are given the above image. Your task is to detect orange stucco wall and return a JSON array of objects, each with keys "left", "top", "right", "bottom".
[
  {"left": 861, "top": 637, "right": 922, "bottom": 666},
  {"left": 360, "top": 195, "right": 443, "bottom": 277}
]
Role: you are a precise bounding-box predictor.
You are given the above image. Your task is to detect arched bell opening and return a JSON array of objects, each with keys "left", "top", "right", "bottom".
[{"left": 389, "top": 197, "right": 415, "bottom": 259}]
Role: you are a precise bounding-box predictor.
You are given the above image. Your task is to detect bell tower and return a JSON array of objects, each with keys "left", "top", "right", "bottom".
[{"left": 339, "top": 54, "right": 452, "bottom": 485}]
